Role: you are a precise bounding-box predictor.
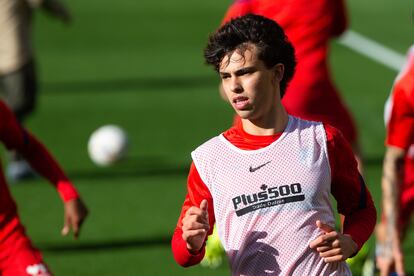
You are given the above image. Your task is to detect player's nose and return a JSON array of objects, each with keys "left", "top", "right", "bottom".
[{"left": 230, "top": 77, "right": 243, "bottom": 94}]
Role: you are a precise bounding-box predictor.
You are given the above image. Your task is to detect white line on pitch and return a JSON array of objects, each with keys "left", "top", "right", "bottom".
[{"left": 338, "top": 30, "right": 405, "bottom": 72}]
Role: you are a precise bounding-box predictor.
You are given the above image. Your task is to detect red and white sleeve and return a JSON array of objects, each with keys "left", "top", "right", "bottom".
[{"left": 171, "top": 162, "right": 215, "bottom": 267}]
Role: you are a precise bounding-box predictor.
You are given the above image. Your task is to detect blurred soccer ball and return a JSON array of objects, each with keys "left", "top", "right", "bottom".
[{"left": 88, "top": 125, "right": 128, "bottom": 166}]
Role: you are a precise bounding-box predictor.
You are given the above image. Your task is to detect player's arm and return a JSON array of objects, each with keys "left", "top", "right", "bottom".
[
  {"left": 172, "top": 163, "right": 215, "bottom": 267},
  {"left": 310, "top": 124, "right": 376, "bottom": 261},
  {"left": 0, "top": 101, "right": 88, "bottom": 238},
  {"left": 377, "top": 146, "right": 405, "bottom": 276},
  {"left": 377, "top": 87, "right": 414, "bottom": 276}
]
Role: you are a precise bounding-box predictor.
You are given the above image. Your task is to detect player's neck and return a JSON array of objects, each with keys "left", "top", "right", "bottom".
[{"left": 241, "top": 107, "right": 289, "bottom": 136}]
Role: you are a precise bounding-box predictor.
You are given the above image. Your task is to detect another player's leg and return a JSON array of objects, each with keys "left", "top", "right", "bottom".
[{"left": 0, "top": 60, "right": 37, "bottom": 182}]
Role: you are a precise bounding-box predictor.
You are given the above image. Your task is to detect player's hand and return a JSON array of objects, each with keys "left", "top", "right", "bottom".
[
  {"left": 309, "top": 220, "right": 358, "bottom": 263},
  {"left": 376, "top": 223, "right": 405, "bottom": 276},
  {"left": 181, "top": 199, "right": 210, "bottom": 254},
  {"left": 42, "top": 0, "right": 71, "bottom": 24},
  {"left": 62, "top": 198, "right": 88, "bottom": 239},
  {"left": 377, "top": 250, "right": 405, "bottom": 276}
]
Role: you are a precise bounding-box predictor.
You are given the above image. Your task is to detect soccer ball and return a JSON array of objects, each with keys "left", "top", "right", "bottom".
[{"left": 88, "top": 125, "right": 128, "bottom": 166}]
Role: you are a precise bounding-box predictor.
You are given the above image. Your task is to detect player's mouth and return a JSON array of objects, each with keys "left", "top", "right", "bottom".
[{"left": 233, "top": 96, "right": 249, "bottom": 110}]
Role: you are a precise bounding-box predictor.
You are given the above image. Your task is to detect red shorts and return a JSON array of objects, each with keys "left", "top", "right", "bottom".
[{"left": 0, "top": 222, "right": 51, "bottom": 276}]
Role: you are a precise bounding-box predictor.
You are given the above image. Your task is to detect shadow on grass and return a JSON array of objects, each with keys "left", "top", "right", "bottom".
[
  {"left": 67, "top": 155, "right": 190, "bottom": 181},
  {"left": 364, "top": 155, "right": 383, "bottom": 167},
  {"left": 41, "top": 75, "right": 218, "bottom": 94},
  {"left": 39, "top": 235, "right": 171, "bottom": 253}
]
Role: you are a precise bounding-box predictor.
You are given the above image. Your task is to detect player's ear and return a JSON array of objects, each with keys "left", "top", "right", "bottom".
[{"left": 273, "top": 63, "right": 284, "bottom": 83}]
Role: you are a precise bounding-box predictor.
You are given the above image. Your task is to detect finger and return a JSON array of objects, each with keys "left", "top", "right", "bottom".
[
  {"left": 319, "top": 248, "right": 342, "bottom": 258},
  {"left": 200, "top": 199, "right": 208, "bottom": 212},
  {"left": 182, "top": 229, "right": 207, "bottom": 241},
  {"left": 395, "top": 257, "right": 405, "bottom": 276},
  {"left": 380, "top": 265, "right": 392, "bottom": 276},
  {"left": 309, "top": 234, "right": 337, "bottom": 249},
  {"left": 182, "top": 221, "right": 210, "bottom": 231},
  {"left": 61, "top": 222, "right": 70, "bottom": 236},
  {"left": 200, "top": 200, "right": 209, "bottom": 219},
  {"left": 322, "top": 255, "right": 344, "bottom": 263},
  {"left": 185, "top": 206, "right": 204, "bottom": 217},
  {"left": 316, "top": 220, "right": 334, "bottom": 233},
  {"left": 316, "top": 245, "right": 332, "bottom": 253}
]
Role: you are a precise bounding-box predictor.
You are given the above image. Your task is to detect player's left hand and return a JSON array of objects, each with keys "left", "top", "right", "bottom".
[
  {"left": 62, "top": 198, "right": 88, "bottom": 239},
  {"left": 309, "top": 220, "right": 358, "bottom": 263}
]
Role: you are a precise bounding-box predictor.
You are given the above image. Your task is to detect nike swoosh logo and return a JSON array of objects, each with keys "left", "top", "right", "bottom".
[{"left": 249, "top": 161, "right": 271, "bottom": 172}]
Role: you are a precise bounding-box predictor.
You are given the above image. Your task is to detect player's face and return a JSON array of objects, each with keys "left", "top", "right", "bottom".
[{"left": 219, "top": 45, "right": 283, "bottom": 123}]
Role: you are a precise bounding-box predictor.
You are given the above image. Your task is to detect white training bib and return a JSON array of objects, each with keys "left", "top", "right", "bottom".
[{"left": 192, "top": 116, "right": 351, "bottom": 276}]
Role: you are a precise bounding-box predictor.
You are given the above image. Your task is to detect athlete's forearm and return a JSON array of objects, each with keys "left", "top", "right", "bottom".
[
  {"left": 172, "top": 227, "right": 206, "bottom": 267},
  {"left": 18, "top": 131, "right": 79, "bottom": 201},
  {"left": 381, "top": 146, "right": 405, "bottom": 258}
]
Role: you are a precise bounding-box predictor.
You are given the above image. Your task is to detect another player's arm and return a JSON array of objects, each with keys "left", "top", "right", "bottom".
[
  {"left": 0, "top": 102, "right": 88, "bottom": 239},
  {"left": 377, "top": 146, "right": 405, "bottom": 276},
  {"left": 172, "top": 163, "right": 215, "bottom": 267},
  {"left": 378, "top": 85, "right": 414, "bottom": 276}
]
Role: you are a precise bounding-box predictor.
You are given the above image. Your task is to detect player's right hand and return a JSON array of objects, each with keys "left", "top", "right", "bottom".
[
  {"left": 62, "top": 198, "right": 89, "bottom": 239},
  {"left": 181, "top": 199, "right": 210, "bottom": 254}
]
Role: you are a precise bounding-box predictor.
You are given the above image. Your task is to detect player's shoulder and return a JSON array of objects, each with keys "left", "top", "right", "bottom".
[
  {"left": 290, "top": 115, "right": 324, "bottom": 131},
  {"left": 193, "top": 133, "right": 225, "bottom": 153},
  {"left": 394, "top": 46, "right": 414, "bottom": 99},
  {"left": 321, "top": 123, "right": 347, "bottom": 147}
]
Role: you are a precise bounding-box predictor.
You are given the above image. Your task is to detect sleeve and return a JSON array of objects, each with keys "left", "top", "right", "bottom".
[
  {"left": 386, "top": 86, "right": 414, "bottom": 151},
  {"left": 0, "top": 101, "right": 79, "bottom": 202},
  {"left": 325, "top": 124, "right": 377, "bottom": 250},
  {"left": 222, "top": 0, "right": 252, "bottom": 25},
  {"left": 330, "top": 0, "right": 348, "bottom": 37},
  {"left": 171, "top": 162, "right": 215, "bottom": 267}
]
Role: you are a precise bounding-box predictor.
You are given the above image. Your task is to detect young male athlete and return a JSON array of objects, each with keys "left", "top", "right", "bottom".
[
  {"left": 221, "top": 0, "right": 363, "bottom": 171},
  {"left": 0, "top": 100, "right": 88, "bottom": 275},
  {"left": 171, "top": 14, "right": 376, "bottom": 275},
  {"left": 375, "top": 45, "right": 414, "bottom": 276}
]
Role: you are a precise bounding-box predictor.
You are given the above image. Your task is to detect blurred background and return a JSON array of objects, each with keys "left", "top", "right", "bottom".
[{"left": 3, "top": 0, "right": 414, "bottom": 275}]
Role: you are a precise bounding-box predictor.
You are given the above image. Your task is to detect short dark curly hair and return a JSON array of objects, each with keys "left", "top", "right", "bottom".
[{"left": 204, "top": 14, "right": 296, "bottom": 98}]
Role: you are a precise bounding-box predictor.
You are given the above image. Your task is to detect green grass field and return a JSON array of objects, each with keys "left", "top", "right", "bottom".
[{"left": 4, "top": 0, "right": 414, "bottom": 275}]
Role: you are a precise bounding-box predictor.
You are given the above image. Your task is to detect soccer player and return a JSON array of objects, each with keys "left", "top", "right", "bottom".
[
  {"left": 0, "top": 100, "right": 88, "bottom": 275},
  {"left": 375, "top": 45, "right": 414, "bottom": 276},
  {"left": 221, "top": 0, "right": 363, "bottom": 172},
  {"left": 0, "top": 0, "right": 71, "bottom": 181},
  {"left": 171, "top": 14, "right": 376, "bottom": 275}
]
